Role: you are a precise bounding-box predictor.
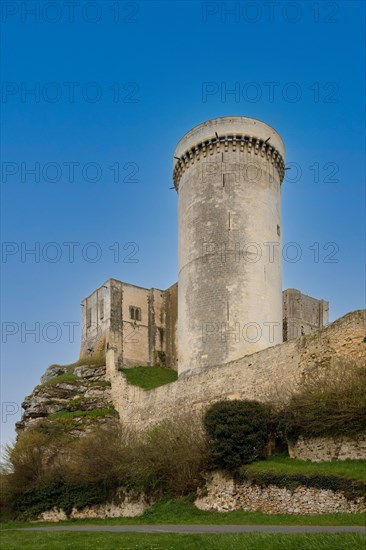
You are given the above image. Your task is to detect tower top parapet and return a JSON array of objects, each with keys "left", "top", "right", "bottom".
[{"left": 173, "top": 116, "right": 285, "bottom": 190}]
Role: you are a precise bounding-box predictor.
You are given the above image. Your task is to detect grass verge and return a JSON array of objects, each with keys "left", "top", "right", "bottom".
[
  {"left": 120, "top": 366, "right": 178, "bottom": 390},
  {"left": 245, "top": 456, "right": 366, "bottom": 481},
  {"left": 1, "top": 531, "right": 365, "bottom": 550},
  {"left": 1, "top": 498, "right": 365, "bottom": 528}
]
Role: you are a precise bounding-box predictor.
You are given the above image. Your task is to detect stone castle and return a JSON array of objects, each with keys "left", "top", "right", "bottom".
[
  {"left": 19, "top": 115, "right": 365, "bottom": 447},
  {"left": 81, "top": 116, "right": 329, "bottom": 373},
  {"left": 16, "top": 116, "right": 365, "bottom": 519}
]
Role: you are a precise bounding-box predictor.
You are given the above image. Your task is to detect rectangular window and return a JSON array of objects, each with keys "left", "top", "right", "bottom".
[
  {"left": 129, "top": 306, "right": 141, "bottom": 322},
  {"left": 99, "top": 299, "right": 104, "bottom": 320}
]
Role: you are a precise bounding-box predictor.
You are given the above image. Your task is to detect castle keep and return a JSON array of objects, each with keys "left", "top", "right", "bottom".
[{"left": 81, "top": 116, "right": 329, "bottom": 372}]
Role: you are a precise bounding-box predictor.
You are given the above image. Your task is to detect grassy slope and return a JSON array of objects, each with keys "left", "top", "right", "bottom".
[
  {"left": 1, "top": 531, "right": 365, "bottom": 550},
  {"left": 246, "top": 456, "right": 366, "bottom": 481},
  {"left": 120, "top": 366, "right": 178, "bottom": 390}
]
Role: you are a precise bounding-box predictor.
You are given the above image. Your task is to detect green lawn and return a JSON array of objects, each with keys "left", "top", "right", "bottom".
[
  {"left": 1, "top": 531, "right": 365, "bottom": 550},
  {"left": 2, "top": 499, "right": 365, "bottom": 529},
  {"left": 120, "top": 366, "right": 178, "bottom": 390},
  {"left": 246, "top": 456, "right": 366, "bottom": 481}
]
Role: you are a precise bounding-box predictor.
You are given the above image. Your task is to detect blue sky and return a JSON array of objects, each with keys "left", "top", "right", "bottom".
[{"left": 1, "top": 1, "right": 365, "bottom": 447}]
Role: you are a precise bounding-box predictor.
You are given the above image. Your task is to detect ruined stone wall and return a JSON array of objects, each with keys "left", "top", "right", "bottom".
[
  {"left": 81, "top": 279, "right": 171, "bottom": 369},
  {"left": 108, "top": 310, "right": 365, "bottom": 431},
  {"left": 283, "top": 288, "right": 329, "bottom": 341},
  {"left": 80, "top": 283, "right": 111, "bottom": 357}
]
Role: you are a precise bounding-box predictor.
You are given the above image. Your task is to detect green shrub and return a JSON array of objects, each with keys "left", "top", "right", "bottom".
[{"left": 204, "top": 400, "right": 271, "bottom": 470}]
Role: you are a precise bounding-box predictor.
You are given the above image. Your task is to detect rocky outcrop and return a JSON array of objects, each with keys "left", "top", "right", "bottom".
[
  {"left": 195, "top": 471, "right": 366, "bottom": 515},
  {"left": 38, "top": 495, "right": 149, "bottom": 521},
  {"left": 16, "top": 360, "right": 118, "bottom": 437}
]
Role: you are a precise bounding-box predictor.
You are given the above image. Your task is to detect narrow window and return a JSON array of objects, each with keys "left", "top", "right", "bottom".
[
  {"left": 158, "top": 327, "right": 164, "bottom": 347},
  {"left": 130, "top": 306, "right": 141, "bottom": 321},
  {"left": 99, "top": 299, "right": 104, "bottom": 320},
  {"left": 86, "top": 308, "right": 92, "bottom": 329}
]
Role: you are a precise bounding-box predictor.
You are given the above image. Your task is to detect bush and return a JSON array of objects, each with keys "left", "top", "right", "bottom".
[
  {"left": 62, "top": 415, "right": 207, "bottom": 498},
  {"left": 278, "top": 362, "right": 366, "bottom": 441},
  {"left": 3, "top": 428, "right": 68, "bottom": 493},
  {"left": 63, "top": 420, "right": 135, "bottom": 490},
  {"left": 2, "top": 413, "right": 208, "bottom": 519},
  {"left": 204, "top": 400, "right": 271, "bottom": 469},
  {"left": 0, "top": 426, "right": 73, "bottom": 519},
  {"left": 130, "top": 415, "right": 208, "bottom": 497},
  {"left": 2, "top": 421, "right": 135, "bottom": 519}
]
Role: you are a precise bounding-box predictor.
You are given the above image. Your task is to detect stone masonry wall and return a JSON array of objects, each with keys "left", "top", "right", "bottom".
[
  {"left": 288, "top": 434, "right": 366, "bottom": 462},
  {"left": 283, "top": 289, "right": 329, "bottom": 341},
  {"left": 107, "top": 310, "right": 365, "bottom": 432},
  {"left": 81, "top": 280, "right": 327, "bottom": 373},
  {"left": 175, "top": 117, "right": 284, "bottom": 375},
  {"left": 195, "top": 472, "right": 365, "bottom": 515}
]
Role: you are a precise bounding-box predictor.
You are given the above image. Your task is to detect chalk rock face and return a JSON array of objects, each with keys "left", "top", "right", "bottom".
[
  {"left": 16, "top": 361, "right": 117, "bottom": 437},
  {"left": 73, "top": 365, "right": 106, "bottom": 381},
  {"left": 38, "top": 494, "right": 150, "bottom": 521},
  {"left": 41, "top": 366, "right": 68, "bottom": 384}
]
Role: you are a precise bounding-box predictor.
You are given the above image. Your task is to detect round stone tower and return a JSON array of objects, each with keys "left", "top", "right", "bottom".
[{"left": 173, "top": 116, "right": 285, "bottom": 375}]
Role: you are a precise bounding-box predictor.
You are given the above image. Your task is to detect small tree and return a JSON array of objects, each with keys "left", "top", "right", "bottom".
[{"left": 204, "top": 400, "right": 271, "bottom": 469}]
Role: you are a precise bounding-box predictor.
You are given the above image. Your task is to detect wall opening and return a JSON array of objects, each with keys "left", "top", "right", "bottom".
[{"left": 129, "top": 306, "right": 141, "bottom": 322}]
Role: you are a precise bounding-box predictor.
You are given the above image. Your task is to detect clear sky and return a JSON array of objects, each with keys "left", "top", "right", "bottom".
[{"left": 1, "top": 0, "right": 365, "bottom": 448}]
